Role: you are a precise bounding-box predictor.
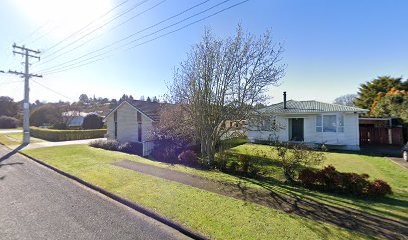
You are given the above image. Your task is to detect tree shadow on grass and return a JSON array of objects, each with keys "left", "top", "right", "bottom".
[
  {"left": 240, "top": 174, "right": 408, "bottom": 219},
  {"left": 115, "top": 158, "right": 407, "bottom": 239},
  {"left": 236, "top": 175, "right": 408, "bottom": 240}
]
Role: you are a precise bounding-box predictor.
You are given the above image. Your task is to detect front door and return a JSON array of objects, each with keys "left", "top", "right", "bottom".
[{"left": 290, "top": 118, "right": 304, "bottom": 141}]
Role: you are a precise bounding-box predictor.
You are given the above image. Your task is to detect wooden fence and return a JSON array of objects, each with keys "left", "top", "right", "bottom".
[{"left": 360, "top": 127, "right": 404, "bottom": 145}]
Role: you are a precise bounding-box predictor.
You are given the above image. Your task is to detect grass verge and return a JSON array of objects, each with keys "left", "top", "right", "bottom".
[
  {"left": 22, "top": 144, "right": 372, "bottom": 240},
  {"left": 0, "top": 131, "right": 45, "bottom": 147}
]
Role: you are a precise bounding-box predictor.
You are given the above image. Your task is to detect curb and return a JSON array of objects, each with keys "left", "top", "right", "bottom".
[{"left": 15, "top": 150, "right": 209, "bottom": 240}]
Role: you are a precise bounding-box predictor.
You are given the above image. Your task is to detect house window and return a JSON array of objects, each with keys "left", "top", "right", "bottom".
[
  {"left": 316, "top": 116, "right": 322, "bottom": 132},
  {"left": 137, "top": 112, "right": 142, "bottom": 142},
  {"left": 338, "top": 115, "right": 344, "bottom": 132},
  {"left": 137, "top": 112, "right": 142, "bottom": 122},
  {"left": 260, "top": 118, "right": 271, "bottom": 131},
  {"left": 114, "top": 111, "right": 118, "bottom": 139},
  {"left": 138, "top": 123, "right": 142, "bottom": 142},
  {"left": 323, "top": 115, "right": 337, "bottom": 132},
  {"left": 316, "top": 115, "right": 343, "bottom": 133}
]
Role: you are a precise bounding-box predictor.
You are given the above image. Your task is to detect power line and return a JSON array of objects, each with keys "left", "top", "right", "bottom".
[
  {"left": 43, "top": 0, "right": 246, "bottom": 75},
  {"left": 31, "top": 78, "right": 76, "bottom": 102},
  {"left": 38, "top": 0, "right": 165, "bottom": 66},
  {"left": 19, "top": 19, "right": 52, "bottom": 44},
  {"left": 39, "top": 0, "right": 234, "bottom": 73},
  {"left": 35, "top": 0, "right": 206, "bottom": 72},
  {"left": 37, "top": 0, "right": 207, "bottom": 67},
  {"left": 28, "top": 23, "right": 62, "bottom": 45},
  {"left": 42, "top": 0, "right": 249, "bottom": 75},
  {"left": 42, "top": 0, "right": 134, "bottom": 54}
]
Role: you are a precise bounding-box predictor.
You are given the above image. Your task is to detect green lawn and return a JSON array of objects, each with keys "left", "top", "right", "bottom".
[
  {"left": 0, "top": 131, "right": 45, "bottom": 147},
  {"left": 22, "top": 144, "right": 372, "bottom": 240},
  {"left": 229, "top": 144, "right": 408, "bottom": 221}
]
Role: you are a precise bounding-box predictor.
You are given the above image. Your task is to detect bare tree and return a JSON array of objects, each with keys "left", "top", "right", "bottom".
[
  {"left": 333, "top": 94, "right": 357, "bottom": 107},
  {"left": 167, "top": 25, "right": 285, "bottom": 165}
]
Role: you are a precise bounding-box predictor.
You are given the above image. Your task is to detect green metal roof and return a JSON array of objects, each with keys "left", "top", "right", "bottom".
[{"left": 263, "top": 100, "right": 368, "bottom": 114}]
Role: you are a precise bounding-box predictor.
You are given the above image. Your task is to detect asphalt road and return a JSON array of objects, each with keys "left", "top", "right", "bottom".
[{"left": 0, "top": 145, "right": 191, "bottom": 240}]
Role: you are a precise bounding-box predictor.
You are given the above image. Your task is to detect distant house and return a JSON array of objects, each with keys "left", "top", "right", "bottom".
[
  {"left": 104, "top": 100, "right": 165, "bottom": 156},
  {"left": 62, "top": 111, "right": 105, "bottom": 127},
  {"left": 248, "top": 92, "right": 368, "bottom": 150},
  {"left": 62, "top": 111, "right": 88, "bottom": 127}
]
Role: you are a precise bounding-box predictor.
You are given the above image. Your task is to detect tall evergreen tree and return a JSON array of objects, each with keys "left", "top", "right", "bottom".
[{"left": 354, "top": 76, "right": 407, "bottom": 111}]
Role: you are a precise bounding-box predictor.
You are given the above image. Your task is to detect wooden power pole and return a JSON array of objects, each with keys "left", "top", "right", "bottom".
[{"left": 9, "top": 43, "right": 42, "bottom": 144}]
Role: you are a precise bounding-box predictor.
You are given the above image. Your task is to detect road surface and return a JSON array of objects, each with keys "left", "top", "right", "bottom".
[{"left": 0, "top": 145, "right": 191, "bottom": 240}]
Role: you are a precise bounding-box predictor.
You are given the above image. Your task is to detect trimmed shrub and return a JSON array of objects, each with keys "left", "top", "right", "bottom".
[
  {"left": 315, "top": 165, "right": 342, "bottom": 192},
  {"left": 118, "top": 142, "right": 143, "bottom": 155},
  {"left": 369, "top": 179, "right": 392, "bottom": 197},
  {"left": 0, "top": 116, "right": 20, "bottom": 128},
  {"left": 82, "top": 113, "right": 103, "bottom": 129},
  {"left": 89, "top": 140, "right": 143, "bottom": 156},
  {"left": 178, "top": 150, "right": 198, "bottom": 166},
  {"left": 214, "top": 152, "right": 261, "bottom": 177},
  {"left": 30, "top": 127, "right": 106, "bottom": 141},
  {"left": 298, "top": 168, "right": 318, "bottom": 188},
  {"left": 340, "top": 172, "right": 370, "bottom": 196},
  {"left": 298, "top": 165, "right": 392, "bottom": 198},
  {"left": 151, "top": 139, "right": 182, "bottom": 163},
  {"left": 50, "top": 122, "right": 68, "bottom": 130},
  {"left": 89, "top": 139, "right": 120, "bottom": 151}
]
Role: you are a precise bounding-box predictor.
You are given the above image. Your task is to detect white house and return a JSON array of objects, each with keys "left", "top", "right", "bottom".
[
  {"left": 104, "top": 100, "right": 163, "bottom": 156},
  {"left": 248, "top": 93, "right": 368, "bottom": 150}
]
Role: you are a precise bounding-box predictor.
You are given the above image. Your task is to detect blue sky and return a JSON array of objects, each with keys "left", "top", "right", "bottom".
[{"left": 0, "top": 0, "right": 407, "bottom": 104}]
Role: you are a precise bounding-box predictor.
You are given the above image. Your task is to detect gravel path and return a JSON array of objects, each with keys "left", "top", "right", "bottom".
[{"left": 113, "top": 160, "right": 408, "bottom": 240}]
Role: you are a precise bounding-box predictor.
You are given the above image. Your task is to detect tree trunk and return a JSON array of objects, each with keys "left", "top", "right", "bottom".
[{"left": 201, "top": 137, "right": 216, "bottom": 167}]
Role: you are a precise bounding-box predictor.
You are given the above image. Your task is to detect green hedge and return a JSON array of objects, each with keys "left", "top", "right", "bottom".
[{"left": 30, "top": 127, "right": 106, "bottom": 141}]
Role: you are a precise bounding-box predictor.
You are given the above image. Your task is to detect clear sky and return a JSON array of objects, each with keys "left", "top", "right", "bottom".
[{"left": 0, "top": 0, "right": 407, "bottom": 104}]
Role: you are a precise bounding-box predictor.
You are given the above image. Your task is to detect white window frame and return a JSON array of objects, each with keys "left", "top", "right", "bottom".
[{"left": 316, "top": 114, "right": 344, "bottom": 133}]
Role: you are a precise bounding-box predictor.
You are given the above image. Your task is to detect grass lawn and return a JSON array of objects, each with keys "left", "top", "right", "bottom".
[
  {"left": 0, "top": 131, "right": 45, "bottom": 147},
  {"left": 228, "top": 144, "right": 408, "bottom": 222},
  {"left": 22, "top": 144, "right": 372, "bottom": 240}
]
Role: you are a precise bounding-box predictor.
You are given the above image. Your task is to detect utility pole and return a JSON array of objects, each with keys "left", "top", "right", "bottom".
[{"left": 9, "top": 43, "right": 42, "bottom": 144}]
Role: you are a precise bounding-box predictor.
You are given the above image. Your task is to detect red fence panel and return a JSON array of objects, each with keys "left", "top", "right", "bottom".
[{"left": 360, "top": 127, "right": 389, "bottom": 145}]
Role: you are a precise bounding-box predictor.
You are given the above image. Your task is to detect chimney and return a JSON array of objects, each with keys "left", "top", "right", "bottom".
[{"left": 283, "top": 92, "right": 287, "bottom": 109}]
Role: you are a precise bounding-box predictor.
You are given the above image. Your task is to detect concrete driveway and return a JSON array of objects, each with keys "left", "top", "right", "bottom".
[
  {"left": 388, "top": 157, "right": 408, "bottom": 169},
  {"left": 0, "top": 129, "right": 21, "bottom": 134},
  {"left": 0, "top": 145, "right": 191, "bottom": 240},
  {"left": 25, "top": 138, "right": 105, "bottom": 149}
]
